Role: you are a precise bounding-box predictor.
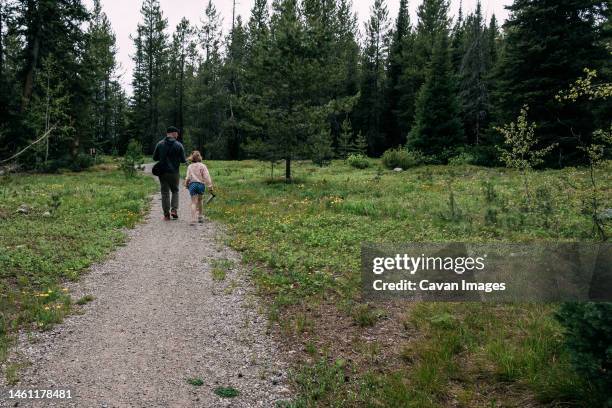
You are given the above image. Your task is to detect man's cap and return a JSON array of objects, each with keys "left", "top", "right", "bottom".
[{"left": 167, "top": 126, "right": 179, "bottom": 134}]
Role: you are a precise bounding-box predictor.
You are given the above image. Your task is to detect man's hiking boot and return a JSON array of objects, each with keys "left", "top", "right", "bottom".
[
  {"left": 170, "top": 209, "right": 179, "bottom": 220},
  {"left": 163, "top": 214, "right": 171, "bottom": 221}
]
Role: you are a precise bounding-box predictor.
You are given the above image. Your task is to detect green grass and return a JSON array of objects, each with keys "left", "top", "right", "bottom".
[
  {"left": 0, "top": 164, "right": 155, "bottom": 364},
  {"left": 75, "top": 295, "right": 95, "bottom": 305},
  {"left": 210, "top": 258, "right": 234, "bottom": 281},
  {"left": 351, "top": 303, "right": 384, "bottom": 328},
  {"left": 214, "top": 386, "right": 240, "bottom": 398},
  {"left": 186, "top": 377, "right": 204, "bottom": 386},
  {"left": 204, "top": 159, "right": 610, "bottom": 407}
]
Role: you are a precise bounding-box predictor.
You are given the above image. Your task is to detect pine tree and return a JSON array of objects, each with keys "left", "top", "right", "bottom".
[
  {"left": 166, "top": 18, "right": 196, "bottom": 139},
  {"left": 409, "top": 32, "right": 464, "bottom": 159},
  {"left": 0, "top": 0, "right": 4, "bottom": 88},
  {"left": 0, "top": 0, "right": 9, "bottom": 140},
  {"left": 494, "top": 0, "right": 610, "bottom": 166},
  {"left": 459, "top": 1, "right": 491, "bottom": 145},
  {"left": 247, "top": 0, "right": 331, "bottom": 182},
  {"left": 244, "top": 0, "right": 269, "bottom": 94},
  {"left": 450, "top": 0, "right": 466, "bottom": 70},
  {"left": 302, "top": 0, "right": 337, "bottom": 104},
  {"left": 354, "top": 131, "right": 368, "bottom": 155},
  {"left": 413, "top": 0, "right": 450, "bottom": 65},
  {"left": 396, "top": 0, "right": 450, "bottom": 141},
  {"left": 241, "top": 0, "right": 270, "bottom": 146},
  {"left": 9, "top": 0, "right": 89, "bottom": 161},
  {"left": 337, "top": 117, "right": 356, "bottom": 159},
  {"left": 27, "top": 56, "right": 73, "bottom": 165},
  {"left": 108, "top": 81, "right": 129, "bottom": 154},
  {"left": 355, "top": 0, "right": 390, "bottom": 156},
  {"left": 16, "top": 0, "right": 89, "bottom": 112},
  {"left": 310, "top": 128, "right": 334, "bottom": 167},
  {"left": 486, "top": 14, "right": 500, "bottom": 69},
  {"left": 223, "top": 16, "right": 248, "bottom": 159},
  {"left": 130, "top": 0, "right": 168, "bottom": 153},
  {"left": 336, "top": 0, "right": 360, "bottom": 97},
  {"left": 188, "top": 0, "right": 225, "bottom": 156},
  {"left": 302, "top": 0, "right": 359, "bottom": 152},
  {"left": 83, "top": 0, "right": 119, "bottom": 153},
  {"left": 384, "top": 0, "right": 411, "bottom": 148}
]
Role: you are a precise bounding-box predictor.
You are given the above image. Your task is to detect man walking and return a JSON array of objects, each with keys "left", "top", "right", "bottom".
[{"left": 153, "top": 127, "right": 187, "bottom": 220}]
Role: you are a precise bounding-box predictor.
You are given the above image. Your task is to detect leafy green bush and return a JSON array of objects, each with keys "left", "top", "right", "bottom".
[
  {"left": 381, "top": 148, "right": 426, "bottom": 170},
  {"left": 38, "top": 153, "right": 94, "bottom": 173},
  {"left": 448, "top": 151, "right": 476, "bottom": 166},
  {"left": 556, "top": 302, "right": 612, "bottom": 406},
  {"left": 70, "top": 153, "right": 94, "bottom": 172},
  {"left": 121, "top": 140, "right": 144, "bottom": 178},
  {"left": 346, "top": 153, "right": 370, "bottom": 169},
  {"left": 38, "top": 157, "right": 70, "bottom": 173}
]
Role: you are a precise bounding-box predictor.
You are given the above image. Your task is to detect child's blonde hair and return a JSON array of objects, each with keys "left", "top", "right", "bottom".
[{"left": 189, "top": 151, "right": 202, "bottom": 163}]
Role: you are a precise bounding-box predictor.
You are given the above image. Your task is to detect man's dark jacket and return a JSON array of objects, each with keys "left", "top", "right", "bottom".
[{"left": 152, "top": 137, "right": 186, "bottom": 174}]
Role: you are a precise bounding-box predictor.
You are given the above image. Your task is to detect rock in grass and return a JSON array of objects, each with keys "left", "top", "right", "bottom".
[
  {"left": 393, "top": 168, "right": 403, "bottom": 172},
  {"left": 42, "top": 211, "right": 52, "bottom": 218},
  {"left": 16, "top": 204, "right": 30, "bottom": 214},
  {"left": 597, "top": 208, "right": 612, "bottom": 221}
]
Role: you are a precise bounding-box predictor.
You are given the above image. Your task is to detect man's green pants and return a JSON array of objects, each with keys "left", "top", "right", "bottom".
[{"left": 159, "top": 172, "right": 180, "bottom": 215}]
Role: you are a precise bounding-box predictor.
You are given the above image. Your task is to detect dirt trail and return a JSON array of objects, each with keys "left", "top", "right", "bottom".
[{"left": 1, "top": 170, "right": 289, "bottom": 407}]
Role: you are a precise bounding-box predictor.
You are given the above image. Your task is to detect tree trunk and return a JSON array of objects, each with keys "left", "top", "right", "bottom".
[
  {"left": 0, "top": 2, "right": 4, "bottom": 79},
  {"left": 285, "top": 157, "right": 292, "bottom": 183},
  {"left": 178, "top": 59, "right": 184, "bottom": 136},
  {"left": 103, "top": 75, "right": 111, "bottom": 144},
  {"left": 22, "top": 33, "right": 41, "bottom": 111}
]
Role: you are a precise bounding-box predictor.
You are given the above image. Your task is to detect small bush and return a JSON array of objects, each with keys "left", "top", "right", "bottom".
[
  {"left": 448, "top": 146, "right": 501, "bottom": 167},
  {"left": 556, "top": 302, "right": 612, "bottom": 406},
  {"left": 448, "top": 152, "right": 476, "bottom": 166},
  {"left": 36, "top": 153, "right": 94, "bottom": 173},
  {"left": 38, "top": 155, "right": 72, "bottom": 173},
  {"left": 214, "top": 386, "right": 239, "bottom": 398},
  {"left": 352, "top": 303, "right": 383, "bottom": 327},
  {"left": 347, "top": 154, "right": 370, "bottom": 169},
  {"left": 186, "top": 377, "right": 204, "bottom": 386},
  {"left": 381, "top": 148, "right": 426, "bottom": 170},
  {"left": 38, "top": 159, "right": 65, "bottom": 174},
  {"left": 75, "top": 295, "right": 95, "bottom": 305},
  {"left": 70, "top": 153, "right": 94, "bottom": 172},
  {"left": 121, "top": 140, "right": 144, "bottom": 178}
]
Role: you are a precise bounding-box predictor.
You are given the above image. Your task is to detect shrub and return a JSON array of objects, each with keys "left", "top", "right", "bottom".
[
  {"left": 381, "top": 148, "right": 426, "bottom": 170},
  {"left": 38, "top": 157, "right": 70, "bottom": 173},
  {"left": 70, "top": 153, "right": 94, "bottom": 172},
  {"left": 448, "top": 152, "right": 476, "bottom": 166},
  {"left": 38, "top": 153, "right": 93, "bottom": 173},
  {"left": 121, "top": 140, "right": 144, "bottom": 178},
  {"left": 347, "top": 153, "right": 370, "bottom": 169},
  {"left": 467, "top": 145, "right": 502, "bottom": 167},
  {"left": 556, "top": 302, "right": 612, "bottom": 405}
]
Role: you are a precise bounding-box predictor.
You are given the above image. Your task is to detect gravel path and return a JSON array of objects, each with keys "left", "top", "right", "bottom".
[{"left": 1, "top": 170, "right": 290, "bottom": 407}]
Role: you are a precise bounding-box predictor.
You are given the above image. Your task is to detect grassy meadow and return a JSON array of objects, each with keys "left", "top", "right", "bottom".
[
  {"left": 0, "top": 162, "right": 156, "bottom": 367},
  {"left": 204, "top": 159, "right": 611, "bottom": 407},
  {"left": 0, "top": 158, "right": 608, "bottom": 405}
]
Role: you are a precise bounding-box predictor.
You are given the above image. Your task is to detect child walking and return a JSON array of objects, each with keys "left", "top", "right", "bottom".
[{"left": 184, "top": 151, "right": 214, "bottom": 225}]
